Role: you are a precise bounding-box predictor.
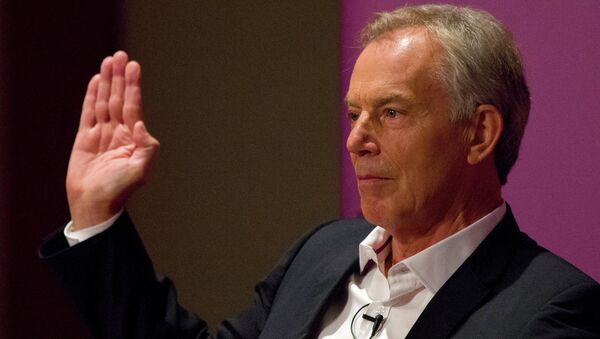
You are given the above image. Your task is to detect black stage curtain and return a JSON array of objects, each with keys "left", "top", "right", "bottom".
[{"left": 0, "top": 1, "right": 121, "bottom": 337}]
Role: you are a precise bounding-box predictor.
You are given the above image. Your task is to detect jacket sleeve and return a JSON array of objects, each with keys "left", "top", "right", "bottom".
[{"left": 40, "top": 211, "right": 332, "bottom": 339}]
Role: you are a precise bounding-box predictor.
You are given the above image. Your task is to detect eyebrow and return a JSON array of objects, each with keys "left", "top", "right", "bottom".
[{"left": 344, "top": 92, "right": 412, "bottom": 108}]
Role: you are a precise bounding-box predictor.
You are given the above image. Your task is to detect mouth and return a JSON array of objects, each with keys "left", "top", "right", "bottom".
[{"left": 357, "top": 175, "right": 392, "bottom": 181}]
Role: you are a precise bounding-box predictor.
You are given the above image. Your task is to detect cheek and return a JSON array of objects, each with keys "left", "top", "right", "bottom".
[
  {"left": 378, "top": 136, "right": 408, "bottom": 172},
  {"left": 378, "top": 131, "right": 453, "bottom": 199},
  {"left": 410, "top": 133, "right": 469, "bottom": 199}
]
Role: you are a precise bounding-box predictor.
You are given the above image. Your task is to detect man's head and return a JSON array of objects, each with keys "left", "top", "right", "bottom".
[
  {"left": 346, "top": 5, "right": 530, "bottom": 230},
  {"left": 360, "top": 4, "right": 530, "bottom": 186}
]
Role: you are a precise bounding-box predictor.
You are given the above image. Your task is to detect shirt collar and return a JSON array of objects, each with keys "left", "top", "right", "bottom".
[{"left": 358, "top": 202, "right": 506, "bottom": 294}]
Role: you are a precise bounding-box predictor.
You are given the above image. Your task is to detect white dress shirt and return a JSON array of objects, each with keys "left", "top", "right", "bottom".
[
  {"left": 64, "top": 203, "right": 506, "bottom": 338},
  {"left": 318, "top": 203, "right": 506, "bottom": 338}
]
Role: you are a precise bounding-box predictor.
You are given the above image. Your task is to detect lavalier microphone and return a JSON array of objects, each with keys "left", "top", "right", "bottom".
[
  {"left": 362, "top": 312, "right": 384, "bottom": 337},
  {"left": 350, "top": 303, "right": 386, "bottom": 339}
]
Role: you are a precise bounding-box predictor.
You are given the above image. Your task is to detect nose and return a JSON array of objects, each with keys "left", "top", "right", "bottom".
[{"left": 346, "top": 112, "right": 379, "bottom": 157}]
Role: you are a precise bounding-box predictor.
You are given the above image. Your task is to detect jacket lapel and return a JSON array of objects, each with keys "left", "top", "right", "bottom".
[
  {"left": 259, "top": 220, "right": 372, "bottom": 339},
  {"left": 406, "top": 207, "right": 522, "bottom": 338}
]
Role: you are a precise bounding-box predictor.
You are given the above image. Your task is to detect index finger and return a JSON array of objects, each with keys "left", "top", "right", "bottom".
[
  {"left": 79, "top": 74, "right": 100, "bottom": 130},
  {"left": 123, "top": 60, "right": 143, "bottom": 130}
]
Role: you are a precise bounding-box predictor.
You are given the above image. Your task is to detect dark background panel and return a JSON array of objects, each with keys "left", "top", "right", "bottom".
[
  {"left": 123, "top": 0, "right": 340, "bottom": 330},
  {"left": 0, "top": 0, "right": 339, "bottom": 336},
  {"left": 0, "top": 1, "right": 122, "bottom": 337}
]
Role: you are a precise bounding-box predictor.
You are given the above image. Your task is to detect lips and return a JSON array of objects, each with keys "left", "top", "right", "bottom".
[{"left": 357, "top": 174, "right": 392, "bottom": 180}]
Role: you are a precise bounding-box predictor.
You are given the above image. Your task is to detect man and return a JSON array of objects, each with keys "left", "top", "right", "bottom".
[{"left": 41, "top": 4, "right": 599, "bottom": 338}]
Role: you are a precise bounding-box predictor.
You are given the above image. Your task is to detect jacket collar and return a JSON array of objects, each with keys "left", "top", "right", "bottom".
[{"left": 406, "top": 205, "right": 521, "bottom": 338}]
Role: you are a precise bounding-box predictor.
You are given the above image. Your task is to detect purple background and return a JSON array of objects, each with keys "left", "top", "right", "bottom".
[{"left": 340, "top": 0, "right": 600, "bottom": 281}]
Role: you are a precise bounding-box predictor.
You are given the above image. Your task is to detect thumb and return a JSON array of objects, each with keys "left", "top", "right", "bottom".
[
  {"left": 133, "top": 121, "right": 160, "bottom": 148},
  {"left": 131, "top": 121, "right": 160, "bottom": 163}
]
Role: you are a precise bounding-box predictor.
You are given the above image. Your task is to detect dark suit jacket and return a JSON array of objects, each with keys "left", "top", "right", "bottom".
[{"left": 40, "top": 207, "right": 600, "bottom": 338}]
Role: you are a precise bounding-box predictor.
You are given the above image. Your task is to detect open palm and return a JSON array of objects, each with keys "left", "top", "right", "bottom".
[{"left": 66, "top": 51, "right": 159, "bottom": 229}]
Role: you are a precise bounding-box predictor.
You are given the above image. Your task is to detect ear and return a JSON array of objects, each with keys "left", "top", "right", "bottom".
[{"left": 466, "top": 104, "right": 503, "bottom": 165}]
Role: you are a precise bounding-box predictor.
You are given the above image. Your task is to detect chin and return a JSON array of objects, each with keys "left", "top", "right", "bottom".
[{"left": 360, "top": 200, "right": 392, "bottom": 227}]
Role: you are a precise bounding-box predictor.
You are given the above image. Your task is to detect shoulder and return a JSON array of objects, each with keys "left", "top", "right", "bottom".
[
  {"left": 515, "top": 244, "right": 600, "bottom": 336},
  {"left": 276, "top": 218, "right": 374, "bottom": 266},
  {"left": 472, "top": 207, "right": 597, "bottom": 292},
  {"left": 467, "top": 230, "right": 599, "bottom": 336},
  {"left": 448, "top": 218, "right": 599, "bottom": 337},
  {"left": 304, "top": 218, "right": 375, "bottom": 246},
  {"left": 510, "top": 232, "right": 598, "bottom": 292},
  {"left": 262, "top": 218, "right": 374, "bottom": 277}
]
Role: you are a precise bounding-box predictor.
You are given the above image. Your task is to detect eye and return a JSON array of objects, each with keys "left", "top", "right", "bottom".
[
  {"left": 348, "top": 111, "right": 359, "bottom": 122},
  {"left": 385, "top": 109, "right": 399, "bottom": 118}
]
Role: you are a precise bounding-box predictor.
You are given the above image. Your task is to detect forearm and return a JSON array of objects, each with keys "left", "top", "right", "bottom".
[{"left": 41, "top": 212, "right": 207, "bottom": 339}]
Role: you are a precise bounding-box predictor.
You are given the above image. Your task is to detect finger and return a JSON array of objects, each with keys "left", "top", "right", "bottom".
[
  {"left": 123, "top": 61, "right": 143, "bottom": 131},
  {"left": 109, "top": 51, "right": 128, "bottom": 124},
  {"left": 79, "top": 74, "right": 100, "bottom": 130},
  {"left": 95, "top": 56, "right": 113, "bottom": 123}
]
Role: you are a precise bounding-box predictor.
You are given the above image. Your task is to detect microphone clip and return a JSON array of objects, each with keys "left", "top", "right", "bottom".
[{"left": 362, "top": 312, "right": 384, "bottom": 337}]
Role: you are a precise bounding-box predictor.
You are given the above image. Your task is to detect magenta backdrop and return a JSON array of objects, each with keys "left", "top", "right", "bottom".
[{"left": 340, "top": 0, "right": 600, "bottom": 281}]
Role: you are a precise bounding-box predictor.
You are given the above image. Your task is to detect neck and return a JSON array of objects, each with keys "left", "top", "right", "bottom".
[{"left": 388, "top": 182, "right": 502, "bottom": 267}]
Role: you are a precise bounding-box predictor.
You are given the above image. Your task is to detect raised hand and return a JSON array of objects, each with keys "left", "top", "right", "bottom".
[{"left": 66, "top": 51, "right": 159, "bottom": 230}]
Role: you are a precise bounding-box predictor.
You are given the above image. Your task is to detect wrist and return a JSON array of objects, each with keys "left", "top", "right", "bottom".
[{"left": 68, "top": 199, "right": 122, "bottom": 231}]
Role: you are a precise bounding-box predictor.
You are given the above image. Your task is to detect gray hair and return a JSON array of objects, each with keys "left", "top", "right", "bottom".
[{"left": 361, "top": 4, "right": 530, "bottom": 185}]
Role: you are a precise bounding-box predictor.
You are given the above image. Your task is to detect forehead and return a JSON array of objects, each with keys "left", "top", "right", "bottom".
[{"left": 346, "top": 27, "right": 443, "bottom": 105}]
